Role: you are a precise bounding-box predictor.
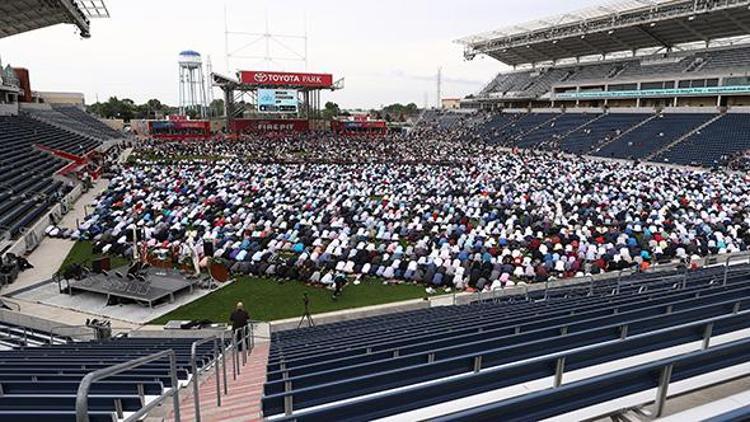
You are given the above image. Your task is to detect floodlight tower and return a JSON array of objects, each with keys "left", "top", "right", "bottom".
[{"left": 178, "top": 50, "right": 208, "bottom": 118}]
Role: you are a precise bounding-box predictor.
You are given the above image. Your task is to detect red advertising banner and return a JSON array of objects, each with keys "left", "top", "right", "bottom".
[
  {"left": 238, "top": 71, "right": 333, "bottom": 88},
  {"left": 231, "top": 119, "right": 310, "bottom": 133},
  {"left": 172, "top": 121, "right": 210, "bottom": 130}
]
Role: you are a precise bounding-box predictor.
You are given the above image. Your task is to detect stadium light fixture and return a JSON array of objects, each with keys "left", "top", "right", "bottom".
[
  {"left": 688, "top": 15, "right": 695, "bottom": 21},
  {"left": 650, "top": 22, "right": 657, "bottom": 27},
  {"left": 607, "top": 30, "right": 615, "bottom": 35}
]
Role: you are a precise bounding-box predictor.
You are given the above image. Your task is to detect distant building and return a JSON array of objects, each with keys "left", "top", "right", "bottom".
[
  {"left": 441, "top": 98, "right": 461, "bottom": 109},
  {"left": 36, "top": 91, "right": 85, "bottom": 106}
]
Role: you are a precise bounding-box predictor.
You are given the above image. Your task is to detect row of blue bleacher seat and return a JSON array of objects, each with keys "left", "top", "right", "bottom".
[
  {"left": 262, "top": 264, "right": 750, "bottom": 419},
  {"left": 275, "top": 314, "right": 750, "bottom": 421},
  {"left": 0, "top": 336, "right": 221, "bottom": 421},
  {"left": 51, "top": 105, "right": 122, "bottom": 140},
  {"left": 426, "top": 336, "right": 750, "bottom": 422},
  {"left": 477, "top": 111, "right": 750, "bottom": 167},
  {"left": 0, "top": 115, "right": 93, "bottom": 238},
  {"left": 268, "top": 266, "right": 726, "bottom": 355},
  {"left": 266, "top": 277, "right": 746, "bottom": 380}
]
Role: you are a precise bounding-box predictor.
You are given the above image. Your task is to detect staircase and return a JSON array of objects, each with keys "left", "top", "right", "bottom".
[
  {"left": 170, "top": 344, "right": 270, "bottom": 422},
  {"left": 685, "top": 57, "right": 708, "bottom": 73},
  {"left": 607, "top": 64, "right": 627, "bottom": 79},
  {"left": 646, "top": 113, "right": 725, "bottom": 161}
]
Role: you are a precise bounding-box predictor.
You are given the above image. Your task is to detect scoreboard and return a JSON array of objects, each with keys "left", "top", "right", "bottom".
[{"left": 258, "top": 89, "right": 299, "bottom": 113}]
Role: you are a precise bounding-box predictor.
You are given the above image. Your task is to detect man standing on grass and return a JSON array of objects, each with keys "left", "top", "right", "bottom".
[{"left": 230, "top": 302, "right": 250, "bottom": 348}]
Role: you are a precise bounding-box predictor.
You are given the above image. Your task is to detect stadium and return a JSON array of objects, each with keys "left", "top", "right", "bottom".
[{"left": 0, "top": 0, "right": 748, "bottom": 421}]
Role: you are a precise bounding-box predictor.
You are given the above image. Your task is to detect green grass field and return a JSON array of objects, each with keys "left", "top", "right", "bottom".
[
  {"left": 60, "top": 241, "right": 129, "bottom": 273},
  {"left": 150, "top": 277, "right": 429, "bottom": 324},
  {"left": 60, "top": 241, "right": 432, "bottom": 324}
]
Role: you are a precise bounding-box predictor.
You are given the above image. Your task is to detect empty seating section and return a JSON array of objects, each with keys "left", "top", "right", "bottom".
[
  {"left": 560, "top": 113, "right": 649, "bottom": 155},
  {"left": 616, "top": 57, "right": 691, "bottom": 79},
  {"left": 498, "top": 111, "right": 750, "bottom": 167},
  {"left": 482, "top": 72, "right": 533, "bottom": 96},
  {"left": 480, "top": 46, "right": 750, "bottom": 99},
  {"left": 500, "top": 113, "right": 555, "bottom": 141},
  {"left": 565, "top": 62, "right": 619, "bottom": 82},
  {"left": 594, "top": 114, "right": 714, "bottom": 159},
  {"left": 0, "top": 116, "right": 78, "bottom": 238},
  {"left": 0, "top": 336, "right": 220, "bottom": 421},
  {"left": 52, "top": 106, "right": 121, "bottom": 140},
  {"left": 698, "top": 46, "right": 750, "bottom": 72},
  {"left": 516, "top": 113, "right": 598, "bottom": 148},
  {"left": 429, "top": 337, "right": 750, "bottom": 422},
  {"left": 22, "top": 109, "right": 102, "bottom": 153},
  {"left": 476, "top": 113, "right": 522, "bottom": 142},
  {"left": 262, "top": 264, "right": 750, "bottom": 420},
  {"left": 656, "top": 114, "right": 750, "bottom": 166},
  {"left": 522, "top": 69, "right": 568, "bottom": 97}
]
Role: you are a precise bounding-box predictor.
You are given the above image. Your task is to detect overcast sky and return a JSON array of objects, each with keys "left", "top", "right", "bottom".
[{"left": 0, "top": 0, "right": 602, "bottom": 109}]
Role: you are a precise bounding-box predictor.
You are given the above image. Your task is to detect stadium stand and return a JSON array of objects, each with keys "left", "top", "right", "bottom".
[
  {"left": 0, "top": 115, "right": 92, "bottom": 239},
  {"left": 14, "top": 113, "right": 101, "bottom": 155},
  {"left": 0, "top": 336, "right": 221, "bottom": 421},
  {"left": 559, "top": 113, "right": 651, "bottom": 154},
  {"left": 24, "top": 106, "right": 119, "bottom": 142},
  {"left": 515, "top": 112, "right": 598, "bottom": 148},
  {"left": 593, "top": 113, "right": 716, "bottom": 159},
  {"left": 655, "top": 113, "right": 750, "bottom": 166},
  {"left": 459, "top": 0, "right": 750, "bottom": 112},
  {"left": 495, "top": 113, "right": 555, "bottom": 143},
  {"left": 52, "top": 106, "right": 122, "bottom": 140},
  {"left": 467, "top": 46, "right": 750, "bottom": 102},
  {"left": 261, "top": 263, "right": 750, "bottom": 420},
  {"left": 472, "top": 108, "right": 750, "bottom": 167},
  {"left": 0, "top": 0, "right": 109, "bottom": 39}
]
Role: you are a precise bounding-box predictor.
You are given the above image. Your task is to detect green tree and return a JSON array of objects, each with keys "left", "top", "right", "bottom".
[
  {"left": 209, "top": 99, "right": 225, "bottom": 117},
  {"left": 322, "top": 101, "right": 341, "bottom": 120}
]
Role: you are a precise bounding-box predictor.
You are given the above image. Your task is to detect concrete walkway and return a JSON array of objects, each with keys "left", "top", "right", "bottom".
[
  {"left": 170, "top": 344, "right": 270, "bottom": 422},
  {"left": 6, "top": 177, "right": 109, "bottom": 294}
]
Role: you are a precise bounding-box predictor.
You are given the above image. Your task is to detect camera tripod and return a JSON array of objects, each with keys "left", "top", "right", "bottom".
[{"left": 298, "top": 293, "right": 316, "bottom": 328}]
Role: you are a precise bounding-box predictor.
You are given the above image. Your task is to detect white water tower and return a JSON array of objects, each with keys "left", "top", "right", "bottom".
[{"left": 178, "top": 50, "right": 207, "bottom": 118}]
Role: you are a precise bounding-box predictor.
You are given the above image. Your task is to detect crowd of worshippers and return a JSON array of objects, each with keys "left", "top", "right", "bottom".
[
  {"left": 73, "top": 143, "right": 750, "bottom": 293},
  {"left": 134, "top": 117, "right": 484, "bottom": 165},
  {"left": 728, "top": 150, "right": 750, "bottom": 172}
]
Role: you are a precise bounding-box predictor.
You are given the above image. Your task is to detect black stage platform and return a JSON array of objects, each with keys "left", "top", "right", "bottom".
[{"left": 64, "top": 267, "right": 199, "bottom": 308}]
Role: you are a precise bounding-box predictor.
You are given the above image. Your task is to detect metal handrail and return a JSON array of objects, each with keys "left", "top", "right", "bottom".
[
  {"left": 75, "top": 349, "right": 180, "bottom": 422},
  {"left": 268, "top": 309, "right": 749, "bottom": 417},
  {"left": 584, "top": 275, "right": 596, "bottom": 296},
  {"left": 219, "top": 331, "right": 228, "bottom": 395},
  {"left": 724, "top": 255, "right": 750, "bottom": 286},
  {"left": 191, "top": 336, "right": 221, "bottom": 422}
]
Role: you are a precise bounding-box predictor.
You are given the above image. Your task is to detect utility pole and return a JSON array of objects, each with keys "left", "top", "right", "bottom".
[
  {"left": 436, "top": 67, "right": 442, "bottom": 109},
  {"left": 206, "top": 55, "right": 214, "bottom": 117}
]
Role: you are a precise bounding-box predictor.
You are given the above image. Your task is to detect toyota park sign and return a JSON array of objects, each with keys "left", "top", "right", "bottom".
[{"left": 239, "top": 71, "right": 334, "bottom": 88}]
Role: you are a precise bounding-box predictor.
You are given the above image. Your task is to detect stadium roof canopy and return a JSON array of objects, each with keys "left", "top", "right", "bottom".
[
  {"left": 457, "top": 0, "right": 750, "bottom": 66},
  {"left": 0, "top": 0, "right": 109, "bottom": 39}
]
